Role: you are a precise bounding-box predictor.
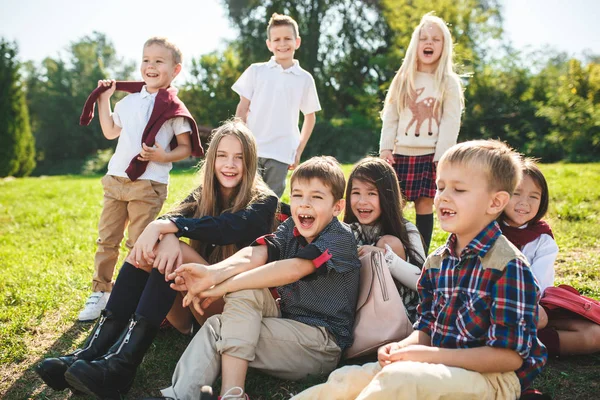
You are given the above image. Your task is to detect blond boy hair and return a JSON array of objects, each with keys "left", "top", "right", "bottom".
[
  {"left": 144, "top": 36, "right": 183, "bottom": 64},
  {"left": 438, "top": 140, "right": 523, "bottom": 194},
  {"left": 267, "top": 13, "right": 299, "bottom": 39},
  {"left": 291, "top": 156, "right": 346, "bottom": 201}
]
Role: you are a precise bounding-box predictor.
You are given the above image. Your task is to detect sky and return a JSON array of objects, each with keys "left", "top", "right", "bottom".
[{"left": 1, "top": 0, "right": 599, "bottom": 83}]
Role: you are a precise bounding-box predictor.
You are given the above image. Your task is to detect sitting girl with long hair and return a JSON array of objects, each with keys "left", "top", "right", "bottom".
[
  {"left": 36, "top": 119, "right": 278, "bottom": 399},
  {"left": 343, "top": 157, "right": 426, "bottom": 322}
]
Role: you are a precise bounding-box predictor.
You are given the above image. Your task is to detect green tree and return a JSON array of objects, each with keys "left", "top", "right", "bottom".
[
  {"left": 179, "top": 45, "right": 242, "bottom": 128},
  {"left": 221, "top": 0, "right": 503, "bottom": 162},
  {"left": 0, "top": 39, "right": 35, "bottom": 177},
  {"left": 26, "top": 32, "right": 134, "bottom": 174},
  {"left": 534, "top": 58, "right": 600, "bottom": 161}
]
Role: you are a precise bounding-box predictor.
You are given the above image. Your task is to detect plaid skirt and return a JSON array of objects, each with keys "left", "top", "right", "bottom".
[{"left": 392, "top": 153, "right": 437, "bottom": 201}]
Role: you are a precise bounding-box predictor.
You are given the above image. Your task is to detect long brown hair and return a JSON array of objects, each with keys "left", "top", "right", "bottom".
[
  {"left": 343, "top": 157, "right": 424, "bottom": 267},
  {"left": 168, "top": 118, "right": 273, "bottom": 263}
]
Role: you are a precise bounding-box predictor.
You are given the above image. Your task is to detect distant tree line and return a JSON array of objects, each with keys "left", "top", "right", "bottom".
[{"left": 1, "top": 0, "right": 598, "bottom": 177}]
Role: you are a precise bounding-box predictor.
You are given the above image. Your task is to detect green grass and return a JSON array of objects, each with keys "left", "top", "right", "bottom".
[{"left": 1, "top": 163, "right": 599, "bottom": 399}]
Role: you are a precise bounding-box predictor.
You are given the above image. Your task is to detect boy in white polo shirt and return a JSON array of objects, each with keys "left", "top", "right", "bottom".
[{"left": 233, "top": 12, "right": 321, "bottom": 197}]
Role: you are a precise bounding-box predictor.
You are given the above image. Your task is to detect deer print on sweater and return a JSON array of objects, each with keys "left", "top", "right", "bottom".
[{"left": 405, "top": 87, "right": 440, "bottom": 137}]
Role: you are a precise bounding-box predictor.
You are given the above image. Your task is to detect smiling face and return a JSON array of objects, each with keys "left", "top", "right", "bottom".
[
  {"left": 140, "top": 44, "right": 181, "bottom": 93},
  {"left": 266, "top": 25, "right": 300, "bottom": 68},
  {"left": 214, "top": 135, "right": 244, "bottom": 198},
  {"left": 350, "top": 179, "right": 382, "bottom": 226},
  {"left": 291, "top": 178, "right": 344, "bottom": 243},
  {"left": 503, "top": 174, "right": 542, "bottom": 228},
  {"left": 417, "top": 23, "right": 444, "bottom": 73},
  {"left": 435, "top": 162, "right": 505, "bottom": 252}
]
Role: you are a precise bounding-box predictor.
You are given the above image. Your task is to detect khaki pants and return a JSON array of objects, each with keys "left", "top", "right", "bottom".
[
  {"left": 292, "top": 361, "right": 521, "bottom": 400},
  {"left": 161, "top": 288, "right": 342, "bottom": 400},
  {"left": 92, "top": 175, "right": 167, "bottom": 292}
]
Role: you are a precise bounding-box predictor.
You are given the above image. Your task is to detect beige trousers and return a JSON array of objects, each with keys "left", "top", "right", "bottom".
[
  {"left": 161, "top": 288, "right": 342, "bottom": 400},
  {"left": 291, "top": 360, "right": 521, "bottom": 400},
  {"left": 93, "top": 175, "right": 167, "bottom": 292}
]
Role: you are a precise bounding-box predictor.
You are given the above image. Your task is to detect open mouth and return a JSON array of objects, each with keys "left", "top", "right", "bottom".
[
  {"left": 357, "top": 208, "right": 373, "bottom": 218},
  {"left": 146, "top": 72, "right": 159, "bottom": 78},
  {"left": 222, "top": 172, "right": 237, "bottom": 178},
  {"left": 439, "top": 208, "right": 456, "bottom": 217},
  {"left": 298, "top": 214, "right": 315, "bottom": 228},
  {"left": 423, "top": 49, "right": 434, "bottom": 56},
  {"left": 514, "top": 209, "right": 529, "bottom": 215}
]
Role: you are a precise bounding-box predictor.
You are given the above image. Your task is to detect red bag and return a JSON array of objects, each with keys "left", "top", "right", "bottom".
[{"left": 540, "top": 284, "right": 600, "bottom": 325}]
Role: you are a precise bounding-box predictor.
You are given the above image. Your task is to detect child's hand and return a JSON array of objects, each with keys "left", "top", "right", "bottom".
[
  {"left": 378, "top": 341, "right": 403, "bottom": 367},
  {"left": 189, "top": 295, "right": 221, "bottom": 316},
  {"left": 153, "top": 234, "right": 183, "bottom": 278},
  {"left": 380, "top": 150, "right": 394, "bottom": 165},
  {"left": 132, "top": 222, "right": 162, "bottom": 265},
  {"left": 97, "top": 79, "right": 116, "bottom": 100},
  {"left": 358, "top": 245, "right": 384, "bottom": 258},
  {"left": 138, "top": 143, "right": 167, "bottom": 163},
  {"left": 169, "top": 263, "right": 216, "bottom": 296},
  {"left": 288, "top": 152, "right": 302, "bottom": 170},
  {"left": 388, "top": 344, "right": 438, "bottom": 364}
]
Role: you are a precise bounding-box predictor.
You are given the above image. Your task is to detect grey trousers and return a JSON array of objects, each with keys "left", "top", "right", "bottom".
[
  {"left": 258, "top": 157, "right": 289, "bottom": 198},
  {"left": 160, "top": 288, "right": 341, "bottom": 400}
]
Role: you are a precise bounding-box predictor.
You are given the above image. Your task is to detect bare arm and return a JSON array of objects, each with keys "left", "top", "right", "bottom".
[
  {"left": 96, "top": 80, "right": 121, "bottom": 140},
  {"left": 378, "top": 330, "right": 431, "bottom": 366},
  {"left": 163, "top": 131, "right": 192, "bottom": 162},
  {"left": 204, "top": 257, "right": 315, "bottom": 297},
  {"left": 137, "top": 130, "right": 192, "bottom": 163},
  {"left": 388, "top": 345, "right": 523, "bottom": 373},
  {"left": 290, "top": 112, "right": 316, "bottom": 169},
  {"left": 235, "top": 96, "right": 251, "bottom": 123},
  {"left": 169, "top": 245, "right": 270, "bottom": 296}
]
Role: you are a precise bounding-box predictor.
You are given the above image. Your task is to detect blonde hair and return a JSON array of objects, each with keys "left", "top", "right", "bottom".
[
  {"left": 168, "top": 118, "right": 273, "bottom": 263},
  {"left": 144, "top": 36, "right": 183, "bottom": 64},
  {"left": 438, "top": 140, "right": 523, "bottom": 194},
  {"left": 385, "top": 13, "right": 463, "bottom": 115},
  {"left": 267, "top": 13, "right": 299, "bottom": 39},
  {"left": 291, "top": 156, "right": 346, "bottom": 201}
]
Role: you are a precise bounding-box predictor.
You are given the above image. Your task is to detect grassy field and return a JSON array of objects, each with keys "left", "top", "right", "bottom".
[{"left": 1, "top": 163, "right": 599, "bottom": 399}]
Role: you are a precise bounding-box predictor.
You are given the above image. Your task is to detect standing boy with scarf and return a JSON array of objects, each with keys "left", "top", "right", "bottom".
[{"left": 78, "top": 37, "right": 202, "bottom": 321}]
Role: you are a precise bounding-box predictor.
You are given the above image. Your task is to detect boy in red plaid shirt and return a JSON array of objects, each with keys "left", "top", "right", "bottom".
[{"left": 293, "top": 140, "right": 547, "bottom": 400}]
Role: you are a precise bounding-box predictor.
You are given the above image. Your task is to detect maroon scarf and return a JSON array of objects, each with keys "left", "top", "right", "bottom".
[
  {"left": 500, "top": 220, "right": 554, "bottom": 250},
  {"left": 80, "top": 81, "right": 203, "bottom": 181}
]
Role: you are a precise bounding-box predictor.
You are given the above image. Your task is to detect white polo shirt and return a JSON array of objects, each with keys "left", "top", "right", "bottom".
[
  {"left": 107, "top": 86, "right": 191, "bottom": 184},
  {"left": 232, "top": 57, "right": 321, "bottom": 165}
]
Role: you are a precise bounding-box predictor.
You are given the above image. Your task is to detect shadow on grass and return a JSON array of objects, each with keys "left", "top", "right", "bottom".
[
  {"left": 3, "top": 324, "right": 192, "bottom": 400},
  {"left": 3, "top": 321, "right": 93, "bottom": 400},
  {"left": 537, "top": 353, "right": 600, "bottom": 400}
]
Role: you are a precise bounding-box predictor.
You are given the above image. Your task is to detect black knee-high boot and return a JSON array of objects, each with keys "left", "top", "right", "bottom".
[
  {"left": 65, "top": 313, "right": 159, "bottom": 399},
  {"left": 34, "top": 310, "right": 128, "bottom": 391}
]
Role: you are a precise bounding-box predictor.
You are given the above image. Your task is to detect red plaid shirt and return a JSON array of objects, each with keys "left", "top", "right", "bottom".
[{"left": 415, "top": 221, "right": 547, "bottom": 391}]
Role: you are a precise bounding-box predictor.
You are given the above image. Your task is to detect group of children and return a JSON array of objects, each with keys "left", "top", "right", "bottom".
[{"left": 33, "top": 9, "right": 599, "bottom": 400}]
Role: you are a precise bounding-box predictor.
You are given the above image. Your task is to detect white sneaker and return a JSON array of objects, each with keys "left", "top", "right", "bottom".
[{"left": 78, "top": 291, "right": 110, "bottom": 321}]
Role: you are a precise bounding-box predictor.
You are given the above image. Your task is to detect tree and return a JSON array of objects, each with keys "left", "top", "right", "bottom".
[
  {"left": 179, "top": 45, "right": 242, "bottom": 129},
  {"left": 26, "top": 32, "right": 134, "bottom": 174},
  {"left": 0, "top": 39, "right": 35, "bottom": 177},
  {"left": 220, "top": 0, "right": 504, "bottom": 162}
]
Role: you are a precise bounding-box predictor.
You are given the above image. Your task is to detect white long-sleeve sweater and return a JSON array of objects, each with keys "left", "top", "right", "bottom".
[{"left": 379, "top": 72, "right": 462, "bottom": 161}]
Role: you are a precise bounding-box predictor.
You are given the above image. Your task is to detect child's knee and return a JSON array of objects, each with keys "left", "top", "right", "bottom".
[
  {"left": 583, "top": 324, "right": 600, "bottom": 351},
  {"left": 225, "top": 288, "right": 265, "bottom": 302}
]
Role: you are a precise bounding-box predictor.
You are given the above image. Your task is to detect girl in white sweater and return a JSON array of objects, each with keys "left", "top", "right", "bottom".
[{"left": 379, "top": 13, "right": 463, "bottom": 253}]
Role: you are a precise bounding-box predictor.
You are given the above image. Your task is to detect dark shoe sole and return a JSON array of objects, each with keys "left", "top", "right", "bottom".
[
  {"left": 64, "top": 369, "right": 129, "bottom": 400},
  {"left": 34, "top": 363, "right": 69, "bottom": 391}
]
